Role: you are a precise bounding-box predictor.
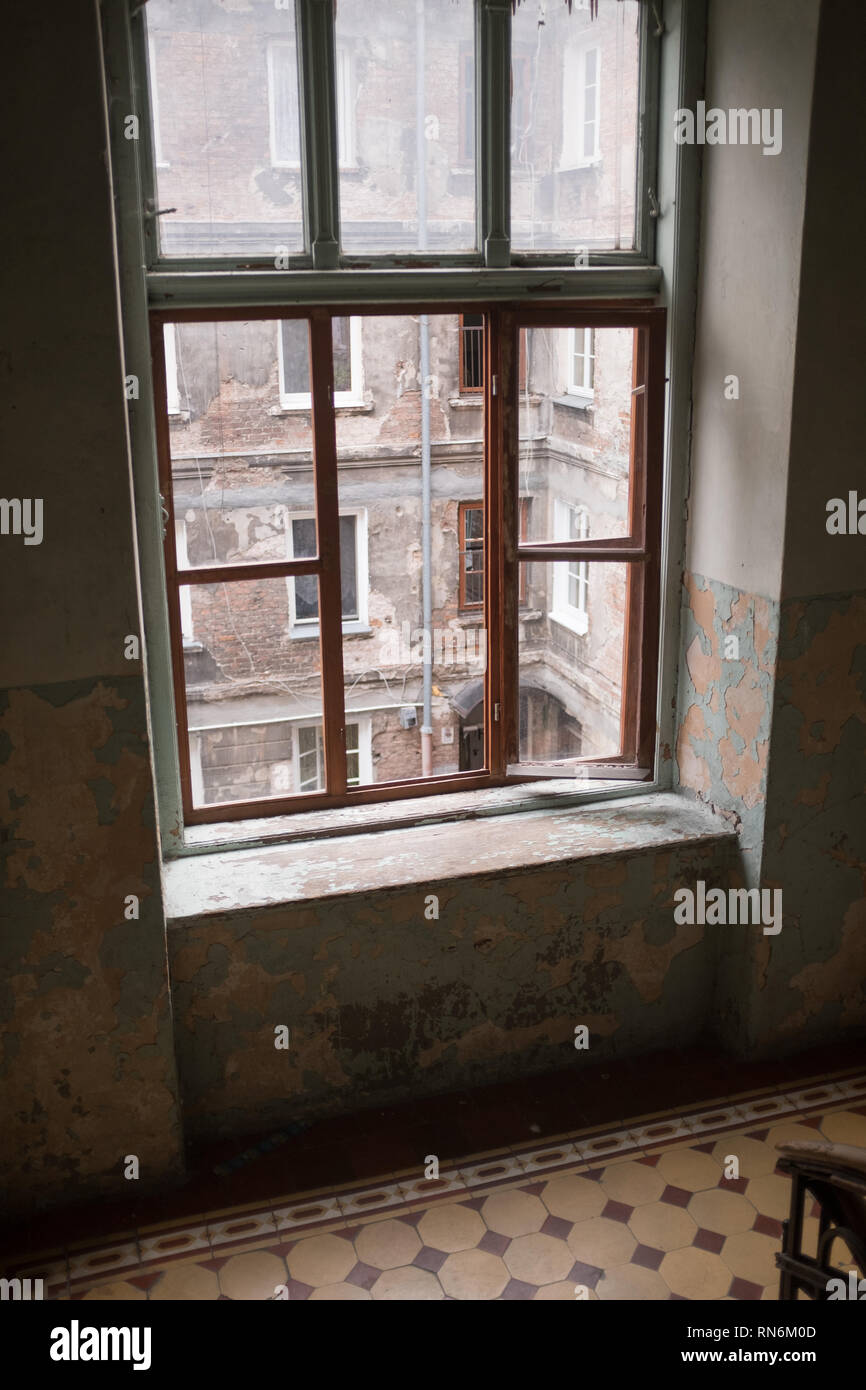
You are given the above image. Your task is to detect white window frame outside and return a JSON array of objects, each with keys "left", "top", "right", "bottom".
[
  {"left": 566, "top": 326, "right": 595, "bottom": 402},
  {"left": 550, "top": 499, "right": 589, "bottom": 636},
  {"left": 286, "top": 507, "right": 369, "bottom": 633},
  {"left": 163, "top": 323, "right": 181, "bottom": 415},
  {"left": 269, "top": 40, "right": 355, "bottom": 169},
  {"left": 267, "top": 40, "right": 302, "bottom": 169},
  {"left": 293, "top": 714, "right": 372, "bottom": 791},
  {"left": 277, "top": 316, "right": 364, "bottom": 408},
  {"left": 175, "top": 518, "right": 194, "bottom": 642},
  {"left": 560, "top": 41, "right": 601, "bottom": 170},
  {"left": 147, "top": 34, "right": 169, "bottom": 169}
]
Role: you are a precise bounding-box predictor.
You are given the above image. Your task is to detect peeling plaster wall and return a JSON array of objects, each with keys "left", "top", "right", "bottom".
[
  {"left": 0, "top": 7, "right": 183, "bottom": 1219},
  {"left": 167, "top": 826, "right": 737, "bottom": 1142},
  {"left": 676, "top": 0, "right": 866, "bottom": 1057}
]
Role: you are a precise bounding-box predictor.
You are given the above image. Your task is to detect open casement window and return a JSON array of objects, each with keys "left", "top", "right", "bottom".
[{"left": 150, "top": 302, "right": 663, "bottom": 825}]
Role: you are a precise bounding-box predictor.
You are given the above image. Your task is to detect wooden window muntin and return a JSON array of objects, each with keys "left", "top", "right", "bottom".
[{"left": 151, "top": 301, "right": 663, "bottom": 826}]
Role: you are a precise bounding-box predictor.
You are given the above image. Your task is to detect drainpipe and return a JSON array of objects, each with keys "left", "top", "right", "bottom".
[{"left": 417, "top": 0, "right": 433, "bottom": 777}]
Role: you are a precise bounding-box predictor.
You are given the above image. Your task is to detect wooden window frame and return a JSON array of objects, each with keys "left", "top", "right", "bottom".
[{"left": 151, "top": 300, "right": 664, "bottom": 827}]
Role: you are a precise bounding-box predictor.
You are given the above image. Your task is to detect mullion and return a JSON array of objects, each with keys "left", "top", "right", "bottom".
[
  {"left": 478, "top": 0, "right": 511, "bottom": 267},
  {"left": 308, "top": 310, "right": 348, "bottom": 796},
  {"left": 297, "top": 0, "right": 340, "bottom": 268}
]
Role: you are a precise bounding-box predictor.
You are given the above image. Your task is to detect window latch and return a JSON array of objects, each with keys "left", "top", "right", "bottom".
[
  {"left": 491, "top": 375, "right": 498, "bottom": 396},
  {"left": 494, "top": 703, "right": 501, "bottom": 722},
  {"left": 144, "top": 200, "right": 177, "bottom": 221},
  {"left": 647, "top": 187, "right": 660, "bottom": 219},
  {"left": 159, "top": 493, "right": 169, "bottom": 541}
]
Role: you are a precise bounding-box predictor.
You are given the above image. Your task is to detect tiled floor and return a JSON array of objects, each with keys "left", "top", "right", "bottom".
[{"left": 7, "top": 1070, "right": 866, "bottom": 1301}]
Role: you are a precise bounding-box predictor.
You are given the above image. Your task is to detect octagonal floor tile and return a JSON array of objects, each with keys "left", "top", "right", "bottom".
[
  {"left": 661, "top": 1246, "right": 732, "bottom": 1300},
  {"left": 629, "top": 1201, "right": 697, "bottom": 1252},
  {"left": 711, "top": 1135, "right": 777, "bottom": 1180},
  {"left": 688, "top": 1188, "right": 756, "bottom": 1235},
  {"left": 745, "top": 1172, "right": 791, "bottom": 1221},
  {"left": 309, "top": 1282, "right": 372, "bottom": 1300},
  {"left": 150, "top": 1262, "right": 222, "bottom": 1301},
  {"left": 439, "top": 1249, "right": 510, "bottom": 1300},
  {"left": 81, "top": 1280, "right": 147, "bottom": 1301},
  {"left": 598, "top": 1160, "right": 665, "bottom": 1206},
  {"left": 596, "top": 1263, "right": 669, "bottom": 1300},
  {"left": 355, "top": 1219, "right": 421, "bottom": 1271},
  {"left": 818, "top": 1110, "right": 866, "bottom": 1146},
  {"left": 372, "top": 1266, "right": 444, "bottom": 1300},
  {"left": 656, "top": 1147, "right": 723, "bottom": 1193},
  {"left": 566, "top": 1215, "right": 636, "bottom": 1269},
  {"left": 504, "top": 1233, "right": 574, "bottom": 1285},
  {"left": 541, "top": 1174, "right": 607, "bottom": 1223},
  {"left": 722, "top": 1230, "right": 780, "bottom": 1286},
  {"left": 418, "top": 1202, "right": 486, "bottom": 1254},
  {"left": 482, "top": 1189, "right": 547, "bottom": 1238},
  {"left": 536, "top": 1280, "right": 597, "bottom": 1300},
  {"left": 286, "top": 1234, "right": 356, "bottom": 1287},
  {"left": 218, "top": 1251, "right": 288, "bottom": 1301}
]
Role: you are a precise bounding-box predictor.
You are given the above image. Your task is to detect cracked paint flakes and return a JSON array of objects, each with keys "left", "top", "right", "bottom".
[{"left": 676, "top": 572, "right": 777, "bottom": 816}]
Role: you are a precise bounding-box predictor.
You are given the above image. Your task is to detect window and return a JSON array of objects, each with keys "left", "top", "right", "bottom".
[
  {"left": 117, "top": 0, "right": 666, "bottom": 835},
  {"left": 458, "top": 49, "right": 475, "bottom": 165},
  {"left": 163, "top": 323, "right": 180, "bottom": 415},
  {"left": 461, "top": 496, "right": 531, "bottom": 609},
  {"left": 551, "top": 501, "right": 589, "bottom": 635},
  {"left": 175, "top": 519, "right": 194, "bottom": 642},
  {"left": 568, "top": 327, "right": 595, "bottom": 400},
  {"left": 279, "top": 317, "right": 363, "bottom": 407},
  {"left": 560, "top": 45, "right": 600, "bottom": 168},
  {"left": 268, "top": 42, "right": 302, "bottom": 168},
  {"left": 289, "top": 513, "right": 366, "bottom": 630},
  {"left": 460, "top": 316, "right": 526, "bottom": 393},
  {"left": 296, "top": 720, "right": 367, "bottom": 791},
  {"left": 146, "top": 35, "right": 168, "bottom": 169},
  {"left": 269, "top": 42, "right": 355, "bottom": 169},
  {"left": 458, "top": 502, "right": 484, "bottom": 608},
  {"left": 459, "top": 315, "right": 484, "bottom": 392}
]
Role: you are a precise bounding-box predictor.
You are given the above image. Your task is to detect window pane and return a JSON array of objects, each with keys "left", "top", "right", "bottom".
[
  {"left": 181, "top": 577, "right": 324, "bottom": 807},
  {"left": 511, "top": 0, "right": 640, "bottom": 252},
  {"left": 164, "top": 318, "right": 314, "bottom": 572},
  {"left": 517, "top": 562, "right": 627, "bottom": 762},
  {"left": 518, "top": 326, "right": 638, "bottom": 544},
  {"left": 336, "top": 313, "right": 486, "bottom": 785},
  {"left": 146, "top": 1, "right": 303, "bottom": 257},
  {"left": 281, "top": 320, "right": 310, "bottom": 397},
  {"left": 336, "top": 0, "right": 476, "bottom": 253}
]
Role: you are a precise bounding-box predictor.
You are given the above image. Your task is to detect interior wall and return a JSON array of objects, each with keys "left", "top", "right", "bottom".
[
  {"left": 677, "top": 0, "right": 866, "bottom": 1055},
  {"left": 0, "top": 1, "right": 184, "bottom": 1220}
]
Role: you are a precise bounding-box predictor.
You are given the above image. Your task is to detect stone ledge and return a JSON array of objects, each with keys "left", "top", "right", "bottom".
[{"left": 163, "top": 791, "right": 736, "bottom": 924}]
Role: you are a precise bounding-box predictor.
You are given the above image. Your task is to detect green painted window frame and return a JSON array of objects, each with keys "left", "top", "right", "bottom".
[{"left": 102, "top": 0, "right": 705, "bottom": 856}]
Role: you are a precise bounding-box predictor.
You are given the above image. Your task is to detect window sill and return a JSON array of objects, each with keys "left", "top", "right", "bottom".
[
  {"left": 270, "top": 400, "right": 373, "bottom": 416},
  {"left": 163, "top": 790, "right": 736, "bottom": 921},
  {"left": 553, "top": 394, "right": 594, "bottom": 411},
  {"left": 448, "top": 395, "right": 484, "bottom": 409},
  {"left": 290, "top": 621, "right": 371, "bottom": 639},
  {"left": 549, "top": 608, "right": 589, "bottom": 637}
]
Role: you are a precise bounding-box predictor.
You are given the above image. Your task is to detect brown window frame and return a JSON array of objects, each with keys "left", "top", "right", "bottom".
[
  {"left": 151, "top": 301, "right": 664, "bottom": 827},
  {"left": 460, "top": 313, "right": 525, "bottom": 394},
  {"left": 458, "top": 500, "right": 485, "bottom": 610}
]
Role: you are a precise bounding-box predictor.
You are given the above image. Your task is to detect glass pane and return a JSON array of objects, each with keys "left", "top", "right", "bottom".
[
  {"left": 517, "top": 561, "right": 627, "bottom": 763},
  {"left": 181, "top": 577, "right": 324, "bottom": 807},
  {"left": 511, "top": 0, "right": 640, "bottom": 252},
  {"left": 335, "top": 313, "right": 487, "bottom": 785},
  {"left": 518, "top": 326, "right": 638, "bottom": 543},
  {"left": 146, "top": 1, "right": 303, "bottom": 257},
  {"left": 164, "top": 318, "right": 315, "bottom": 571},
  {"left": 336, "top": 0, "right": 476, "bottom": 253}
]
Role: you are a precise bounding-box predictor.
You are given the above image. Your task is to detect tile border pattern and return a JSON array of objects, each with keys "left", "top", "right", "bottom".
[{"left": 6, "top": 1069, "right": 866, "bottom": 1299}]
